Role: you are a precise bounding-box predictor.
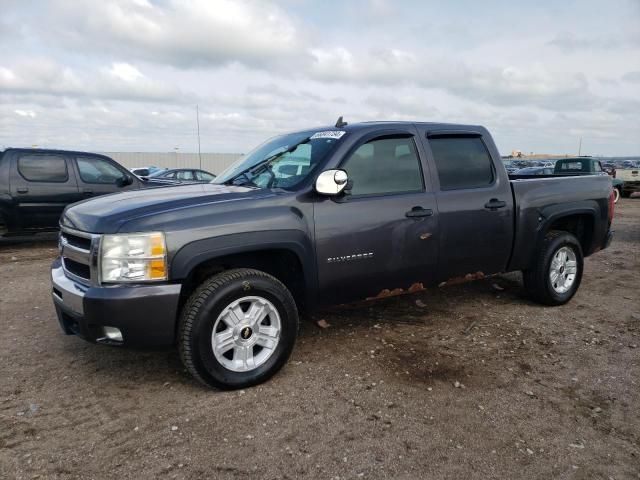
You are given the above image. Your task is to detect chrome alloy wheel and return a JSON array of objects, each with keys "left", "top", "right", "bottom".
[
  {"left": 549, "top": 246, "right": 578, "bottom": 294},
  {"left": 211, "top": 296, "right": 281, "bottom": 372}
]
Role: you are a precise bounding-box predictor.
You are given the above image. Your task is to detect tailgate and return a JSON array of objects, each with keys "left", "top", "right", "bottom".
[{"left": 617, "top": 169, "right": 639, "bottom": 182}]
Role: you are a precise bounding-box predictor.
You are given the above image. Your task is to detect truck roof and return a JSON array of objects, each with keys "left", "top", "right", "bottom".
[{"left": 293, "top": 120, "right": 487, "bottom": 137}]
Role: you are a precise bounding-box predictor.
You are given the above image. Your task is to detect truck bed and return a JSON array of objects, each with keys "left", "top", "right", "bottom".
[{"left": 507, "top": 174, "right": 612, "bottom": 272}]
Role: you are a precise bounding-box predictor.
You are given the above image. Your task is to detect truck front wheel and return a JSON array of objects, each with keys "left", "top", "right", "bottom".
[
  {"left": 523, "top": 231, "right": 584, "bottom": 306},
  {"left": 178, "top": 268, "right": 299, "bottom": 389}
]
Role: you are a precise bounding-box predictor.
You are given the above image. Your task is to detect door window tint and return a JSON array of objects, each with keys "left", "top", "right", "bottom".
[
  {"left": 76, "top": 156, "right": 125, "bottom": 184},
  {"left": 177, "top": 170, "right": 194, "bottom": 181},
  {"left": 18, "top": 154, "right": 68, "bottom": 182},
  {"left": 429, "top": 137, "right": 494, "bottom": 190},
  {"left": 342, "top": 136, "right": 423, "bottom": 196}
]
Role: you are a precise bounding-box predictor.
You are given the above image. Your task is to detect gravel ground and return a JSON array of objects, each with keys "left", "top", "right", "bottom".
[{"left": 1, "top": 200, "right": 639, "bottom": 480}]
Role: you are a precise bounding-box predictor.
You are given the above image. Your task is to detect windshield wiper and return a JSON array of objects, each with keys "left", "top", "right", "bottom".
[{"left": 224, "top": 137, "right": 311, "bottom": 186}]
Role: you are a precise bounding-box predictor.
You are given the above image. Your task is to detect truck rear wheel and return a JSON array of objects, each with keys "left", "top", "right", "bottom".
[
  {"left": 178, "top": 268, "right": 299, "bottom": 389},
  {"left": 523, "top": 231, "right": 583, "bottom": 306}
]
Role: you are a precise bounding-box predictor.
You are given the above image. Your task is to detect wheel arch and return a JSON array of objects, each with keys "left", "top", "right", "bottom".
[
  {"left": 536, "top": 207, "right": 597, "bottom": 257},
  {"left": 171, "top": 230, "right": 317, "bottom": 313}
]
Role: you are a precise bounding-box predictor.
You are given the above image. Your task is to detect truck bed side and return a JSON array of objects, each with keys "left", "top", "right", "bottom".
[{"left": 507, "top": 175, "right": 612, "bottom": 272}]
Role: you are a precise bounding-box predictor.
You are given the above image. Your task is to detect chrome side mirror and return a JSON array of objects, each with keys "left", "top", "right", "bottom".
[{"left": 315, "top": 169, "right": 349, "bottom": 196}]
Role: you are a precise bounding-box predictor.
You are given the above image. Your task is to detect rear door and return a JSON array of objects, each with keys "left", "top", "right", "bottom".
[
  {"left": 314, "top": 128, "right": 439, "bottom": 304},
  {"left": 416, "top": 129, "right": 514, "bottom": 281},
  {"left": 10, "top": 152, "right": 79, "bottom": 229}
]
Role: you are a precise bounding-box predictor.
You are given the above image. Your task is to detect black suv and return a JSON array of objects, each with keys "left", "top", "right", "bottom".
[{"left": 0, "top": 148, "right": 163, "bottom": 235}]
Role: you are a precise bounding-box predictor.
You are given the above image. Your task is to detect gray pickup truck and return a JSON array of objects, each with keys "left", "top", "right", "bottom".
[{"left": 51, "top": 121, "right": 615, "bottom": 389}]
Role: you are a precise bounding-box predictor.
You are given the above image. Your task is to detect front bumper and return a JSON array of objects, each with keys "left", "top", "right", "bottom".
[{"left": 51, "top": 258, "right": 182, "bottom": 347}]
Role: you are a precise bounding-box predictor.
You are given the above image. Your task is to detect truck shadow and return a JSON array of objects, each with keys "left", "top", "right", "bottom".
[{"left": 57, "top": 274, "right": 536, "bottom": 392}]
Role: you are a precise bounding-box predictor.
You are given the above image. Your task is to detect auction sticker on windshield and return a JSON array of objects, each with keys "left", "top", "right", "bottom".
[{"left": 310, "top": 131, "right": 346, "bottom": 140}]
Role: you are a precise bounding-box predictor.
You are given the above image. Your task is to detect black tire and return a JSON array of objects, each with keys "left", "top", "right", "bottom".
[
  {"left": 523, "top": 231, "right": 584, "bottom": 306},
  {"left": 0, "top": 210, "right": 8, "bottom": 236},
  {"left": 621, "top": 190, "right": 631, "bottom": 198},
  {"left": 178, "top": 268, "right": 299, "bottom": 390}
]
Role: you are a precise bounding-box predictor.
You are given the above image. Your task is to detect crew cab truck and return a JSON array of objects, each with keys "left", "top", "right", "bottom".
[
  {"left": 0, "top": 148, "right": 163, "bottom": 236},
  {"left": 51, "top": 122, "right": 615, "bottom": 389}
]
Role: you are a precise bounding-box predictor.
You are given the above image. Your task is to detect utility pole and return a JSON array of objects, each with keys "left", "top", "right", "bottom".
[
  {"left": 578, "top": 137, "right": 582, "bottom": 156},
  {"left": 196, "top": 105, "right": 202, "bottom": 169}
]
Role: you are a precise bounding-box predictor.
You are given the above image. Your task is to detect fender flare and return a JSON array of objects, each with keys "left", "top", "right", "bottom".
[
  {"left": 535, "top": 203, "right": 599, "bottom": 251},
  {"left": 170, "top": 229, "right": 318, "bottom": 304}
]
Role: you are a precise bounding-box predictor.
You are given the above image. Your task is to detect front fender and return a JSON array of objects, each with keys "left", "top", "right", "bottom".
[{"left": 170, "top": 229, "right": 317, "bottom": 303}]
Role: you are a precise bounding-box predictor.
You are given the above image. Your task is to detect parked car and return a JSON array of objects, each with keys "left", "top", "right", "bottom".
[
  {"left": 514, "top": 166, "right": 555, "bottom": 175},
  {"left": 0, "top": 148, "right": 171, "bottom": 236},
  {"left": 51, "top": 121, "right": 614, "bottom": 389},
  {"left": 616, "top": 168, "right": 640, "bottom": 197},
  {"left": 553, "top": 157, "right": 624, "bottom": 203},
  {"left": 130, "top": 166, "right": 166, "bottom": 178},
  {"left": 148, "top": 168, "right": 216, "bottom": 184}
]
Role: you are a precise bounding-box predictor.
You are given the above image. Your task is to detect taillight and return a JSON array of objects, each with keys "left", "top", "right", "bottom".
[{"left": 608, "top": 190, "right": 615, "bottom": 221}]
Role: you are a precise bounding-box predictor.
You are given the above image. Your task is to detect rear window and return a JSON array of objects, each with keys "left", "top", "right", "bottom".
[
  {"left": 18, "top": 154, "right": 68, "bottom": 182},
  {"left": 558, "top": 161, "right": 587, "bottom": 172},
  {"left": 429, "top": 136, "right": 494, "bottom": 190}
]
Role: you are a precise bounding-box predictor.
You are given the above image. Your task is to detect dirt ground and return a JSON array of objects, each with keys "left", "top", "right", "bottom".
[{"left": 1, "top": 200, "right": 639, "bottom": 480}]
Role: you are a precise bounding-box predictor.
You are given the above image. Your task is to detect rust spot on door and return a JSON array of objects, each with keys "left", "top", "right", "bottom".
[
  {"left": 366, "top": 282, "right": 425, "bottom": 301},
  {"left": 438, "top": 271, "right": 485, "bottom": 287}
]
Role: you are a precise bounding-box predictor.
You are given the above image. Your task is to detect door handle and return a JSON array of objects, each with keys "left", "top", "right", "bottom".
[
  {"left": 83, "top": 189, "right": 94, "bottom": 196},
  {"left": 17, "top": 187, "right": 28, "bottom": 194},
  {"left": 484, "top": 199, "right": 507, "bottom": 210},
  {"left": 405, "top": 206, "right": 433, "bottom": 218}
]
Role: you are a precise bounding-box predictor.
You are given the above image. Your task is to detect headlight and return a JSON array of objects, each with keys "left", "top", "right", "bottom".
[{"left": 100, "top": 232, "right": 167, "bottom": 283}]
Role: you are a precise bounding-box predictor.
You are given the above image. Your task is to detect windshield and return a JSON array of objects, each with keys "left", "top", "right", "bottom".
[{"left": 213, "top": 130, "right": 345, "bottom": 189}]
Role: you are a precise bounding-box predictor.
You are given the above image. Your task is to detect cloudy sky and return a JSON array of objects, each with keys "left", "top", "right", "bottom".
[{"left": 1, "top": 0, "right": 639, "bottom": 156}]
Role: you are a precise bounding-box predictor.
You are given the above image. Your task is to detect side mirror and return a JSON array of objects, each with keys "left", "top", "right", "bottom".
[
  {"left": 116, "top": 175, "right": 134, "bottom": 188},
  {"left": 315, "top": 169, "right": 349, "bottom": 196}
]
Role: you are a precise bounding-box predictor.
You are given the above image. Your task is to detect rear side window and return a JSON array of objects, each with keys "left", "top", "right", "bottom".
[
  {"left": 342, "top": 135, "right": 423, "bottom": 196},
  {"left": 18, "top": 154, "right": 68, "bottom": 182},
  {"left": 429, "top": 137, "right": 494, "bottom": 190},
  {"left": 195, "top": 171, "right": 215, "bottom": 181}
]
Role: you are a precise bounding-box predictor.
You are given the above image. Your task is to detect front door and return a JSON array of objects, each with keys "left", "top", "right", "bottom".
[
  {"left": 73, "top": 155, "right": 136, "bottom": 198},
  {"left": 314, "top": 132, "right": 439, "bottom": 305}
]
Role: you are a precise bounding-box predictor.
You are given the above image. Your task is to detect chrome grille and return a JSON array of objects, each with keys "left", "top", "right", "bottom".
[{"left": 60, "top": 227, "right": 100, "bottom": 285}]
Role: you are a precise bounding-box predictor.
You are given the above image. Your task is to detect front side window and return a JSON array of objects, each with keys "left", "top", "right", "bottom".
[
  {"left": 176, "top": 170, "right": 194, "bottom": 181},
  {"left": 429, "top": 136, "right": 494, "bottom": 190},
  {"left": 18, "top": 154, "right": 68, "bottom": 182},
  {"left": 76, "top": 156, "right": 126, "bottom": 184},
  {"left": 341, "top": 135, "right": 423, "bottom": 196}
]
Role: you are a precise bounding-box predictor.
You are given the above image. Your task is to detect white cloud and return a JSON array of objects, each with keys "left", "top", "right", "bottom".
[
  {"left": 0, "top": 0, "right": 639, "bottom": 155},
  {"left": 14, "top": 109, "right": 36, "bottom": 118},
  {"left": 107, "top": 63, "right": 144, "bottom": 82},
  {"left": 41, "top": 0, "right": 305, "bottom": 68}
]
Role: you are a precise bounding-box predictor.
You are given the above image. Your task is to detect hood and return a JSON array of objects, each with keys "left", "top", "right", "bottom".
[{"left": 62, "top": 183, "right": 261, "bottom": 233}]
